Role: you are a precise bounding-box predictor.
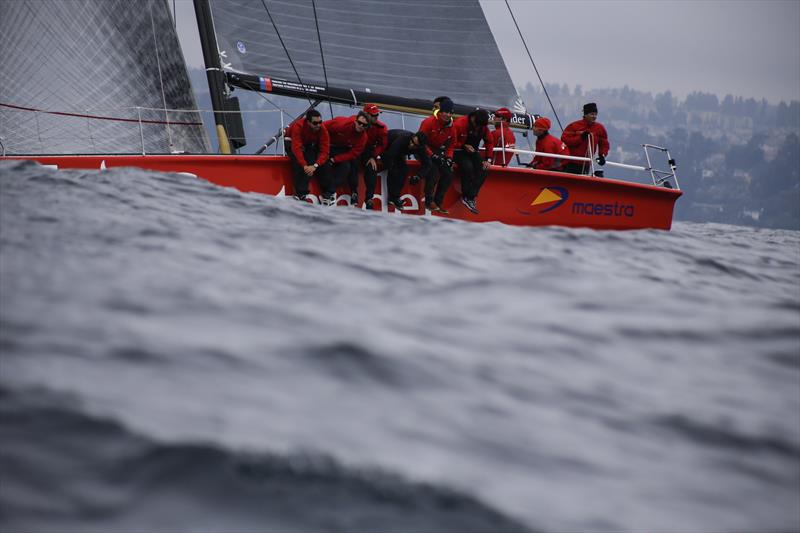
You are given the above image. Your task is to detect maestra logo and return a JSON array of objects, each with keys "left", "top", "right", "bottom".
[{"left": 531, "top": 186, "right": 569, "bottom": 213}]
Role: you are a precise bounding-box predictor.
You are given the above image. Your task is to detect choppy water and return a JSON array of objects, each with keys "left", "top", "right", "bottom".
[{"left": 1, "top": 159, "right": 799, "bottom": 533}]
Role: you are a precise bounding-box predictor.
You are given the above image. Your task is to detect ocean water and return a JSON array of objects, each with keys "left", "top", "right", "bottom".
[{"left": 1, "top": 159, "right": 798, "bottom": 533}]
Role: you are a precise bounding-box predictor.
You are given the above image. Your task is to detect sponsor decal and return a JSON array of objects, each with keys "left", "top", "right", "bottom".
[
  {"left": 531, "top": 186, "right": 569, "bottom": 213},
  {"left": 572, "top": 202, "right": 635, "bottom": 217},
  {"left": 236, "top": 41, "right": 247, "bottom": 54},
  {"left": 259, "top": 77, "right": 273, "bottom": 92}
]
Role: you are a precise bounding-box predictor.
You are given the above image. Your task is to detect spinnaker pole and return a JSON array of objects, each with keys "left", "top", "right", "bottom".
[{"left": 193, "top": 0, "right": 232, "bottom": 154}]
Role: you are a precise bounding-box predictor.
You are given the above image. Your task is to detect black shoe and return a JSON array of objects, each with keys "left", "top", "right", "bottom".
[
  {"left": 292, "top": 193, "right": 306, "bottom": 201},
  {"left": 390, "top": 198, "right": 404, "bottom": 211},
  {"left": 461, "top": 196, "right": 478, "bottom": 214},
  {"left": 351, "top": 192, "right": 359, "bottom": 206},
  {"left": 365, "top": 199, "right": 374, "bottom": 210},
  {"left": 321, "top": 194, "right": 335, "bottom": 206}
]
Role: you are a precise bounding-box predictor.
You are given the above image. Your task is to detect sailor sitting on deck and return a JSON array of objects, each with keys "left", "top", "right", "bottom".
[
  {"left": 490, "top": 107, "right": 516, "bottom": 166},
  {"left": 348, "top": 104, "right": 388, "bottom": 208},
  {"left": 561, "top": 102, "right": 610, "bottom": 177},
  {"left": 527, "top": 117, "right": 569, "bottom": 171},
  {"left": 285, "top": 109, "right": 330, "bottom": 201},
  {"left": 418, "top": 97, "right": 456, "bottom": 213},
  {"left": 321, "top": 111, "right": 370, "bottom": 205}
]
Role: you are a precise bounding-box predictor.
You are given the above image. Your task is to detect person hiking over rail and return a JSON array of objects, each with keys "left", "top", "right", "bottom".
[
  {"left": 379, "top": 130, "right": 429, "bottom": 212},
  {"left": 561, "top": 102, "right": 609, "bottom": 176},
  {"left": 285, "top": 109, "right": 330, "bottom": 201},
  {"left": 321, "top": 111, "right": 370, "bottom": 205},
  {"left": 418, "top": 97, "right": 455, "bottom": 213},
  {"left": 349, "top": 103, "right": 388, "bottom": 208},
  {"left": 452, "top": 108, "right": 493, "bottom": 215}
]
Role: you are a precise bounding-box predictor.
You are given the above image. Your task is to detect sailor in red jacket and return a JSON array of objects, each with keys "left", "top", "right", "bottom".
[
  {"left": 490, "top": 107, "right": 516, "bottom": 166},
  {"left": 452, "top": 108, "right": 492, "bottom": 214},
  {"left": 528, "top": 117, "right": 569, "bottom": 171},
  {"left": 561, "top": 102, "right": 609, "bottom": 176},
  {"left": 348, "top": 103, "right": 388, "bottom": 207},
  {"left": 285, "top": 109, "right": 330, "bottom": 200},
  {"left": 418, "top": 97, "right": 456, "bottom": 212},
  {"left": 320, "top": 111, "right": 370, "bottom": 205}
]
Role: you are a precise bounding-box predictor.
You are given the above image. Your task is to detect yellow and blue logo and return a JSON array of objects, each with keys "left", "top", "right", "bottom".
[{"left": 531, "top": 186, "right": 569, "bottom": 213}]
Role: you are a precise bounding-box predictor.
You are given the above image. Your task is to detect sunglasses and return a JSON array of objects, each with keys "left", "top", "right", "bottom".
[
  {"left": 356, "top": 120, "right": 370, "bottom": 128},
  {"left": 369, "top": 113, "right": 379, "bottom": 118},
  {"left": 309, "top": 120, "right": 322, "bottom": 125}
]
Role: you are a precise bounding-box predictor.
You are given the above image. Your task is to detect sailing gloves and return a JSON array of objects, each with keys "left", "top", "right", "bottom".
[
  {"left": 597, "top": 154, "right": 606, "bottom": 166},
  {"left": 581, "top": 131, "right": 590, "bottom": 140}
]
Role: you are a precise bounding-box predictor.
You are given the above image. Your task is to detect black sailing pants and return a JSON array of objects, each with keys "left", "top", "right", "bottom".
[
  {"left": 320, "top": 146, "right": 354, "bottom": 197},
  {"left": 424, "top": 158, "right": 453, "bottom": 207},
  {"left": 286, "top": 140, "right": 327, "bottom": 197},
  {"left": 348, "top": 152, "right": 379, "bottom": 200},
  {"left": 454, "top": 149, "right": 488, "bottom": 200}
]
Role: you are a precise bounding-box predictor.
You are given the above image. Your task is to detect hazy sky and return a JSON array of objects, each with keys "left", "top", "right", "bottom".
[{"left": 174, "top": 0, "right": 800, "bottom": 105}]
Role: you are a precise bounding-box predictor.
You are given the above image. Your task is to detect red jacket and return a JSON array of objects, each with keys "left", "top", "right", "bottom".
[
  {"left": 364, "top": 118, "right": 388, "bottom": 158},
  {"left": 561, "top": 119, "right": 609, "bottom": 158},
  {"left": 490, "top": 123, "right": 516, "bottom": 166},
  {"left": 419, "top": 114, "right": 455, "bottom": 158},
  {"left": 287, "top": 118, "right": 330, "bottom": 166},
  {"left": 532, "top": 133, "right": 569, "bottom": 170},
  {"left": 452, "top": 115, "right": 492, "bottom": 159},
  {"left": 323, "top": 116, "right": 368, "bottom": 163}
]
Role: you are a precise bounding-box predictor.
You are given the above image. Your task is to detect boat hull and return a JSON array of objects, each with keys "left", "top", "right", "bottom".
[{"left": 2, "top": 154, "right": 681, "bottom": 230}]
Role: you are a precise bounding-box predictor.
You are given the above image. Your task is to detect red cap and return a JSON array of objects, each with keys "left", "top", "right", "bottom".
[
  {"left": 495, "top": 107, "right": 512, "bottom": 120},
  {"left": 363, "top": 103, "right": 380, "bottom": 115},
  {"left": 533, "top": 117, "right": 551, "bottom": 130}
]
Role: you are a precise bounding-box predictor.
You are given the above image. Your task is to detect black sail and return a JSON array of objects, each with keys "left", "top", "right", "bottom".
[
  {"left": 0, "top": 0, "right": 210, "bottom": 154},
  {"left": 209, "top": 0, "right": 521, "bottom": 112}
]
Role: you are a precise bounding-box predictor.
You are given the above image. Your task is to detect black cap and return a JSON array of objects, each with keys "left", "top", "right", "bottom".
[
  {"left": 583, "top": 102, "right": 598, "bottom": 115},
  {"left": 438, "top": 98, "right": 454, "bottom": 113}
]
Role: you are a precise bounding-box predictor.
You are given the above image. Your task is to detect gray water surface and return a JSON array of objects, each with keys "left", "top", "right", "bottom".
[{"left": 1, "top": 160, "right": 798, "bottom": 532}]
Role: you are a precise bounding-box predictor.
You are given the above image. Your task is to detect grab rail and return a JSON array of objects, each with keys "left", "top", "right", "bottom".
[{"left": 496, "top": 147, "right": 679, "bottom": 189}]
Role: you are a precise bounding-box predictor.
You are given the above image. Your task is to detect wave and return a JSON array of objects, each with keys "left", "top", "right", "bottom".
[{"left": 0, "top": 386, "right": 532, "bottom": 533}]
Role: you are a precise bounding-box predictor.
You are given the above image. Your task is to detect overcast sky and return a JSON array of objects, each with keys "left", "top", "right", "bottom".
[{"left": 174, "top": 0, "right": 800, "bottom": 105}]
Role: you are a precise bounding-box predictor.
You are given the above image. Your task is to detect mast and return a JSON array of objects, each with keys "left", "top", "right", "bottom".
[{"left": 193, "top": 0, "right": 232, "bottom": 154}]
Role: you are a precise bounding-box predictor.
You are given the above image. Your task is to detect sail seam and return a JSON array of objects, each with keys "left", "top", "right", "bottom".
[{"left": 148, "top": 0, "right": 174, "bottom": 148}]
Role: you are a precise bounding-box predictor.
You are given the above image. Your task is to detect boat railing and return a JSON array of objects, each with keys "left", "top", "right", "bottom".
[{"left": 496, "top": 146, "right": 680, "bottom": 189}]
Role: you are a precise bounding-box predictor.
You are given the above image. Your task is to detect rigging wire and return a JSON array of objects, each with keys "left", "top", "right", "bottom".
[
  {"left": 258, "top": 0, "right": 314, "bottom": 107},
  {"left": 504, "top": 0, "right": 563, "bottom": 131},
  {"left": 311, "top": 0, "right": 334, "bottom": 119}
]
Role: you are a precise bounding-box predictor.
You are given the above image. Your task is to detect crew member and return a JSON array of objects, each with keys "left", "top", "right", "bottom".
[
  {"left": 321, "top": 111, "right": 370, "bottom": 205},
  {"left": 349, "top": 103, "right": 388, "bottom": 207},
  {"left": 452, "top": 108, "right": 493, "bottom": 214},
  {"left": 490, "top": 107, "right": 516, "bottom": 166},
  {"left": 528, "top": 117, "right": 569, "bottom": 171},
  {"left": 379, "top": 130, "right": 429, "bottom": 212},
  {"left": 285, "top": 109, "right": 330, "bottom": 200},
  {"left": 561, "top": 102, "right": 609, "bottom": 176},
  {"left": 418, "top": 97, "right": 455, "bottom": 212},
  {"left": 432, "top": 96, "right": 450, "bottom": 118}
]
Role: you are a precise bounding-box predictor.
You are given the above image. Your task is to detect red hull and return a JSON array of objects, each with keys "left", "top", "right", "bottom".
[{"left": 3, "top": 154, "right": 681, "bottom": 230}]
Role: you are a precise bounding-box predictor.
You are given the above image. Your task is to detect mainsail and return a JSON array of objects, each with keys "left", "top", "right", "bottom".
[
  {"left": 0, "top": 0, "right": 209, "bottom": 155},
  {"left": 208, "top": 0, "right": 523, "bottom": 114}
]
